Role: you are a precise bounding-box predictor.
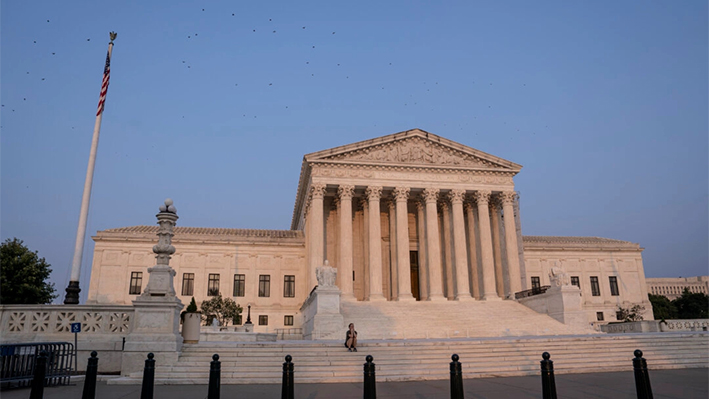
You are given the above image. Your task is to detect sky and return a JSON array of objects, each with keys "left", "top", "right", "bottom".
[{"left": 1, "top": 1, "right": 707, "bottom": 304}]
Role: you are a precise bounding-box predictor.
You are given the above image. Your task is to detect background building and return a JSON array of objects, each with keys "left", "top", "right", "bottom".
[{"left": 647, "top": 276, "right": 709, "bottom": 300}]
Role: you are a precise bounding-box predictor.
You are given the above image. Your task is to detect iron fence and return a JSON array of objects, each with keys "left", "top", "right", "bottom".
[{"left": 0, "top": 342, "right": 74, "bottom": 389}]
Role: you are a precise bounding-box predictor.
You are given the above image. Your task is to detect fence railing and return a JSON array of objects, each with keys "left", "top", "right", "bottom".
[
  {"left": 0, "top": 342, "right": 74, "bottom": 389},
  {"left": 515, "top": 285, "right": 551, "bottom": 299},
  {"left": 24, "top": 348, "right": 658, "bottom": 399}
]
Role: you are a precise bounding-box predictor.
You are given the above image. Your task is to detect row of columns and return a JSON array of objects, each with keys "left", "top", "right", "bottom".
[{"left": 306, "top": 184, "right": 523, "bottom": 302}]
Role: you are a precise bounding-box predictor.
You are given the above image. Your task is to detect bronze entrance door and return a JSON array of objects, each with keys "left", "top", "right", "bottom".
[{"left": 409, "top": 251, "right": 420, "bottom": 300}]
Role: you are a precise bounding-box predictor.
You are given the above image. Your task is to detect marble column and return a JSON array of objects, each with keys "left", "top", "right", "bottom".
[
  {"left": 449, "top": 189, "right": 473, "bottom": 300},
  {"left": 360, "top": 198, "right": 370, "bottom": 300},
  {"left": 440, "top": 201, "right": 454, "bottom": 299},
  {"left": 338, "top": 185, "right": 355, "bottom": 300},
  {"left": 308, "top": 183, "right": 326, "bottom": 290},
  {"left": 365, "top": 186, "right": 385, "bottom": 301},
  {"left": 393, "top": 187, "right": 414, "bottom": 301},
  {"left": 490, "top": 198, "right": 505, "bottom": 298},
  {"left": 423, "top": 188, "right": 445, "bottom": 301},
  {"left": 501, "top": 191, "right": 522, "bottom": 297},
  {"left": 416, "top": 200, "right": 429, "bottom": 300},
  {"left": 464, "top": 201, "right": 480, "bottom": 299},
  {"left": 474, "top": 190, "right": 499, "bottom": 300},
  {"left": 387, "top": 199, "right": 398, "bottom": 300}
]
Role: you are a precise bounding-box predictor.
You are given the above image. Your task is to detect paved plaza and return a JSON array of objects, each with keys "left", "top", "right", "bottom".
[{"left": 2, "top": 368, "right": 706, "bottom": 399}]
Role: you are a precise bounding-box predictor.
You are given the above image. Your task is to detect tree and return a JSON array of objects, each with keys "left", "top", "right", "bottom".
[
  {"left": 200, "top": 294, "right": 242, "bottom": 327},
  {"left": 648, "top": 294, "right": 676, "bottom": 320},
  {"left": 0, "top": 238, "right": 57, "bottom": 304},
  {"left": 673, "top": 288, "right": 709, "bottom": 319},
  {"left": 616, "top": 304, "right": 645, "bottom": 322}
]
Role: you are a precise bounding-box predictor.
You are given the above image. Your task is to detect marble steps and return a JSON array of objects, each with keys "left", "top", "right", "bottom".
[
  {"left": 333, "top": 300, "right": 594, "bottom": 340},
  {"left": 107, "top": 333, "right": 709, "bottom": 384}
]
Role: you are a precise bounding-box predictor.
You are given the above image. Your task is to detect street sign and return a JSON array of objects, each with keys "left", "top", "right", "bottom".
[{"left": 71, "top": 322, "right": 81, "bottom": 333}]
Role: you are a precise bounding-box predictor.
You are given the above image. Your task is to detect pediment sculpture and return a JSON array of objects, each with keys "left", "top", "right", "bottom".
[{"left": 323, "top": 137, "right": 495, "bottom": 168}]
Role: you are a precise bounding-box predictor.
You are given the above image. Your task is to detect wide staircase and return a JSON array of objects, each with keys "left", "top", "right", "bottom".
[
  {"left": 323, "top": 299, "right": 594, "bottom": 340},
  {"left": 110, "top": 332, "right": 709, "bottom": 385}
]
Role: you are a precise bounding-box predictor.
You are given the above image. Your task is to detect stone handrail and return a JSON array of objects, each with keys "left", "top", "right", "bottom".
[{"left": 0, "top": 304, "right": 134, "bottom": 338}]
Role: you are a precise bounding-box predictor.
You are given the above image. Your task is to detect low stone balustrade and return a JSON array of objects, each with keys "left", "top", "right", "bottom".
[
  {"left": 600, "top": 319, "right": 709, "bottom": 333},
  {"left": 0, "top": 304, "right": 134, "bottom": 373}
]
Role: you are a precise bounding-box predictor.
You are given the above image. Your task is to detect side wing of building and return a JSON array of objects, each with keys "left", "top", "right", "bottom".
[
  {"left": 88, "top": 226, "right": 306, "bottom": 332},
  {"left": 523, "top": 236, "right": 653, "bottom": 324}
]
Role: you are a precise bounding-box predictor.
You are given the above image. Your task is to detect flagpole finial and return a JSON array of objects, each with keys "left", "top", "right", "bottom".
[{"left": 109, "top": 32, "right": 117, "bottom": 43}]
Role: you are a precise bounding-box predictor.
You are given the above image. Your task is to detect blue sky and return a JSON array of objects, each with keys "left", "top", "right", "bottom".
[{"left": 2, "top": 1, "right": 707, "bottom": 303}]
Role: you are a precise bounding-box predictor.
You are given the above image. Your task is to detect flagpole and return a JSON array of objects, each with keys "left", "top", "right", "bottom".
[{"left": 64, "top": 32, "right": 117, "bottom": 304}]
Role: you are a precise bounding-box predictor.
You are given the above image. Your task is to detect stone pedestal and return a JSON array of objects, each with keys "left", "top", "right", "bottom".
[
  {"left": 300, "top": 286, "right": 344, "bottom": 340},
  {"left": 518, "top": 285, "right": 589, "bottom": 331},
  {"left": 300, "top": 262, "right": 344, "bottom": 340},
  {"left": 122, "top": 297, "right": 183, "bottom": 376}
]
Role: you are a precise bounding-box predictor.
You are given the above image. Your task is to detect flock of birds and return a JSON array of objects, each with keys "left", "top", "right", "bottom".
[{"left": 3, "top": 7, "right": 542, "bottom": 136}]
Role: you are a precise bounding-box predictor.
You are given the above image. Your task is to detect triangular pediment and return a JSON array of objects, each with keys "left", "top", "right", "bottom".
[{"left": 305, "top": 129, "right": 522, "bottom": 171}]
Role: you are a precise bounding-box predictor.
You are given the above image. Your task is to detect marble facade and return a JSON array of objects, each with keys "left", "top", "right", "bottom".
[{"left": 87, "top": 129, "right": 653, "bottom": 331}]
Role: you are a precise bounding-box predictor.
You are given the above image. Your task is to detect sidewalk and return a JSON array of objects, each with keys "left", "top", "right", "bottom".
[{"left": 1, "top": 368, "right": 706, "bottom": 399}]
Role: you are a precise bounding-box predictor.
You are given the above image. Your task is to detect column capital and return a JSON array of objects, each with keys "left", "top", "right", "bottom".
[
  {"left": 422, "top": 188, "right": 439, "bottom": 203},
  {"left": 358, "top": 197, "right": 369, "bottom": 210},
  {"left": 337, "top": 184, "right": 355, "bottom": 200},
  {"left": 448, "top": 189, "right": 466, "bottom": 204},
  {"left": 415, "top": 199, "right": 426, "bottom": 212},
  {"left": 472, "top": 190, "right": 491, "bottom": 206},
  {"left": 437, "top": 200, "right": 449, "bottom": 212},
  {"left": 365, "top": 186, "right": 383, "bottom": 201},
  {"left": 499, "top": 191, "right": 516, "bottom": 206},
  {"left": 392, "top": 187, "right": 410, "bottom": 203},
  {"left": 310, "top": 183, "right": 327, "bottom": 200},
  {"left": 463, "top": 200, "right": 475, "bottom": 213},
  {"left": 386, "top": 198, "right": 396, "bottom": 211}
]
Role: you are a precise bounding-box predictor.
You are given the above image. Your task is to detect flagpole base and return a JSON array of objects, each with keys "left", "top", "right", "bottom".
[{"left": 64, "top": 281, "right": 81, "bottom": 304}]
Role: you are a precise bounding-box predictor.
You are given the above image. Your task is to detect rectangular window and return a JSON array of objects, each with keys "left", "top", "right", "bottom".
[
  {"left": 596, "top": 312, "right": 604, "bottom": 321},
  {"left": 570, "top": 276, "right": 580, "bottom": 289},
  {"left": 284, "top": 275, "right": 295, "bottom": 298},
  {"left": 129, "top": 272, "right": 142, "bottom": 295},
  {"left": 233, "top": 274, "right": 245, "bottom": 297},
  {"left": 284, "top": 315, "right": 294, "bottom": 326},
  {"left": 616, "top": 311, "right": 624, "bottom": 321},
  {"left": 259, "top": 275, "right": 271, "bottom": 297},
  {"left": 531, "top": 276, "right": 541, "bottom": 290},
  {"left": 609, "top": 276, "right": 619, "bottom": 296},
  {"left": 181, "top": 273, "right": 194, "bottom": 296},
  {"left": 234, "top": 315, "right": 242, "bottom": 325},
  {"left": 258, "top": 315, "right": 268, "bottom": 326},
  {"left": 207, "top": 274, "right": 220, "bottom": 296},
  {"left": 590, "top": 276, "right": 601, "bottom": 296}
]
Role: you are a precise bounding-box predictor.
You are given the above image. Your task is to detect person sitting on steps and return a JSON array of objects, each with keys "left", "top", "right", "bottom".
[{"left": 345, "top": 323, "right": 358, "bottom": 352}]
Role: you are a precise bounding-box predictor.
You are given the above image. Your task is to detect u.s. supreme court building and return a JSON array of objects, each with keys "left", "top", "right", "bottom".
[{"left": 87, "top": 129, "right": 653, "bottom": 338}]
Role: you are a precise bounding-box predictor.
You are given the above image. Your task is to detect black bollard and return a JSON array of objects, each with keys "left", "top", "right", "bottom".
[
  {"left": 82, "top": 351, "right": 99, "bottom": 399},
  {"left": 208, "top": 354, "right": 221, "bottom": 399},
  {"left": 632, "top": 350, "right": 654, "bottom": 399},
  {"left": 29, "top": 350, "right": 48, "bottom": 399},
  {"left": 540, "top": 352, "right": 557, "bottom": 399},
  {"left": 450, "top": 354, "right": 464, "bottom": 399},
  {"left": 140, "top": 353, "right": 156, "bottom": 399},
  {"left": 363, "top": 355, "right": 376, "bottom": 399},
  {"left": 281, "top": 355, "right": 294, "bottom": 399}
]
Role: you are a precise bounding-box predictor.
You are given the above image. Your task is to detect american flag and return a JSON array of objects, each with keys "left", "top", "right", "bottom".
[{"left": 96, "top": 49, "right": 111, "bottom": 116}]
